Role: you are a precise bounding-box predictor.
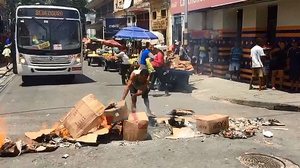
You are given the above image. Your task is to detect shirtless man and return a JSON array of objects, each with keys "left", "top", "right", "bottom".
[{"left": 121, "top": 69, "right": 155, "bottom": 117}]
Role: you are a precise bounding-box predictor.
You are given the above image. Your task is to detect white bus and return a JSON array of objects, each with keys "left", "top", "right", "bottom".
[{"left": 15, "top": 5, "right": 83, "bottom": 83}]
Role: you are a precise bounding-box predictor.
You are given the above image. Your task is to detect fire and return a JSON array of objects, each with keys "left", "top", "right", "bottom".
[{"left": 0, "top": 117, "right": 7, "bottom": 148}]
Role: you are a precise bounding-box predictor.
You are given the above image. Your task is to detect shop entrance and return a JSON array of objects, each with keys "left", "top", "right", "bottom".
[
  {"left": 267, "top": 5, "right": 278, "bottom": 45},
  {"left": 236, "top": 9, "right": 243, "bottom": 45}
]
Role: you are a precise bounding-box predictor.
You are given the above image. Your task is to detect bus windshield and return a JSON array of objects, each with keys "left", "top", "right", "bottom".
[{"left": 17, "top": 18, "right": 80, "bottom": 52}]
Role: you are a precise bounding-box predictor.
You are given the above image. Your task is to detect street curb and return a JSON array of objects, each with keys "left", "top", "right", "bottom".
[
  {"left": 0, "top": 68, "right": 12, "bottom": 77},
  {"left": 0, "top": 72, "right": 16, "bottom": 94},
  {"left": 211, "top": 96, "right": 300, "bottom": 112}
]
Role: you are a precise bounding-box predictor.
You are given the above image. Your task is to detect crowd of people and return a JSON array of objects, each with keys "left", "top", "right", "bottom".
[
  {"left": 117, "top": 42, "right": 170, "bottom": 117},
  {"left": 250, "top": 38, "right": 300, "bottom": 92}
]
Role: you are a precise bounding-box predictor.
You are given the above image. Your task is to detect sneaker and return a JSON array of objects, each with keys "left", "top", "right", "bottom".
[{"left": 272, "top": 87, "right": 276, "bottom": 90}]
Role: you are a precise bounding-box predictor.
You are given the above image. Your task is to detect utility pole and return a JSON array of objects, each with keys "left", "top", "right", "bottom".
[{"left": 183, "top": 0, "right": 188, "bottom": 45}]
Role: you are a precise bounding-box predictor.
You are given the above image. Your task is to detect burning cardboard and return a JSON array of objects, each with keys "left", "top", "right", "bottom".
[{"left": 61, "top": 94, "right": 106, "bottom": 138}]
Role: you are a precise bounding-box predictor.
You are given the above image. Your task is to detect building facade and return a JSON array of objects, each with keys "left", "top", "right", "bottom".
[
  {"left": 85, "top": 0, "right": 115, "bottom": 39},
  {"left": 170, "top": 0, "right": 300, "bottom": 85},
  {"left": 149, "top": 0, "right": 172, "bottom": 45}
]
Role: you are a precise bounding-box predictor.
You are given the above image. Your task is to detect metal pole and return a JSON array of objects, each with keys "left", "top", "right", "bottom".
[{"left": 183, "top": 0, "right": 188, "bottom": 45}]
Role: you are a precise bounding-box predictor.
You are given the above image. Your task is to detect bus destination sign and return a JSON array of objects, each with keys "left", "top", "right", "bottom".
[
  {"left": 17, "top": 8, "right": 79, "bottom": 19},
  {"left": 35, "top": 10, "right": 64, "bottom": 17}
]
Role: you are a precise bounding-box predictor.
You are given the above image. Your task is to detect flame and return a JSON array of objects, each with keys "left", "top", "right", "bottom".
[{"left": 0, "top": 118, "right": 7, "bottom": 148}]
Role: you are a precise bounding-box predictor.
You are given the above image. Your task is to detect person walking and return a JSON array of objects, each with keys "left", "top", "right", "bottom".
[
  {"left": 139, "top": 42, "right": 154, "bottom": 70},
  {"left": 117, "top": 47, "right": 131, "bottom": 85},
  {"left": 121, "top": 69, "right": 154, "bottom": 117},
  {"left": 249, "top": 38, "right": 266, "bottom": 91},
  {"left": 269, "top": 41, "right": 288, "bottom": 90},
  {"left": 287, "top": 40, "right": 300, "bottom": 92},
  {"left": 229, "top": 42, "right": 242, "bottom": 80},
  {"left": 2, "top": 42, "right": 11, "bottom": 70}
]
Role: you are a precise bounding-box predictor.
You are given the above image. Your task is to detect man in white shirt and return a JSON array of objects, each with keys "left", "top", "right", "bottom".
[
  {"left": 116, "top": 47, "right": 131, "bottom": 85},
  {"left": 2, "top": 44, "right": 12, "bottom": 69},
  {"left": 249, "top": 38, "right": 266, "bottom": 91}
]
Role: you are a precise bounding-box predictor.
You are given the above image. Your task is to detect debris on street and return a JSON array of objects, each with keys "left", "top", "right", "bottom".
[
  {"left": 0, "top": 94, "right": 289, "bottom": 158},
  {"left": 62, "top": 154, "right": 69, "bottom": 159},
  {"left": 168, "top": 109, "right": 195, "bottom": 116},
  {"left": 196, "top": 114, "right": 229, "bottom": 134},
  {"left": 262, "top": 119, "right": 285, "bottom": 126},
  {"left": 263, "top": 130, "right": 274, "bottom": 138},
  {"left": 123, "top": 112, "right": 149, "bottom": 141}
]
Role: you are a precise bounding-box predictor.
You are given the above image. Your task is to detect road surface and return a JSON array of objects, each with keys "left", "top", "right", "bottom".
[{"left": 0, "top": 63, "right": 299, "bottom": 167}]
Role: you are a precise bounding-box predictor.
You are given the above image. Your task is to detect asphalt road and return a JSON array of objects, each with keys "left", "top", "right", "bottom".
[{"left": 0, "top": 62, "right": 299, "bottom": 168}]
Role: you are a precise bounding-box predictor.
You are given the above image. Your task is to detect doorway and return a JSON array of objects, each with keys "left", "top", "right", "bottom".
[
  {"left": 267, "top": 5, "right": 278, "bottom": 45},
  {"left": 236, "top": 9, "right": 243, "bottom": 46}
]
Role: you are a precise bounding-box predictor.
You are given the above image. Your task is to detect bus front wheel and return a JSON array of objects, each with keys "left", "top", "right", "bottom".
[{"left": 22, "top": 76, "right": 31, "bottom": 84}]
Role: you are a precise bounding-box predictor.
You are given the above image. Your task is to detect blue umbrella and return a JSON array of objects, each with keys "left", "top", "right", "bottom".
[{"left": 114, "top": 26, "right": 158, "bottom": 40}]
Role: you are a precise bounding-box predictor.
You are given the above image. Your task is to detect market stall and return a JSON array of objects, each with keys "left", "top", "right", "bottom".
[{"left": 163, "top": 53, "right": 194, "bottom": 92}]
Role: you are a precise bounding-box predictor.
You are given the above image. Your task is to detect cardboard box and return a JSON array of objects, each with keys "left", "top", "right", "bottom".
[
  {"left": 61, "top": 94, "right": 106, "bottom": 138},
  {"left": 104, "top": 100, "right": 129, "bottom": 124},
  {"left": 196, "top": 114, "right": 229, "bottom": 134},
  {"left": 123, "top": 112, "right": 149, "bottom": 141}
]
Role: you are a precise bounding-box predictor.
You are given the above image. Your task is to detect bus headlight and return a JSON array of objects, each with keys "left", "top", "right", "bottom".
[
  {"left": 76, "top": 57, "right": 81, "bottom": 63},
  {"left": 20, "top": 58, "right": 26, "bottom": 64},
  {"left": 19, "top": 54, "right": 27, "bottom": 64}
]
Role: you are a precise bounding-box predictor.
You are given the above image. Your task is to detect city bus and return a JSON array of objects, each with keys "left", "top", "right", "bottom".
[{"left": 15, "top": 5, "right": 83, "bottom": 83}]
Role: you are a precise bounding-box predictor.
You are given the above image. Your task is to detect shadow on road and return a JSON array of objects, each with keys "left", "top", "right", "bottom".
[
  {"left": 20, "top": 74, "right": 96, "bottom": 87},
  {"left": 105, "top": 84, "right": 124, "bottom": 87}
]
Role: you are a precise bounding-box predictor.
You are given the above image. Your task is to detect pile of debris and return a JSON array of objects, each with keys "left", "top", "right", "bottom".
[
  {"left": 0, "top": 94, "right": 149, "bottom": 157},
  {"left": 154, "top": 112, "right": 286, "bottom": 140}
]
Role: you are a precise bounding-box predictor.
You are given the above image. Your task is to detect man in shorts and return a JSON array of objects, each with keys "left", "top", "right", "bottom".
[
  {"left": 121, "top": 69, "right": 155, "bottom": 117},
  {"left": 249, "top": 38, "right": 265, "bottom": 91}
]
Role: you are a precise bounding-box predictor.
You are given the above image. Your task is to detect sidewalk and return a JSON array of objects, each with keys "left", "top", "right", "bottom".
[
  {"left": 0, "top": 64, "right": 14, "bottom": 93},
  {"left": 0, "top": 63, "right": 12, "bottom": 76},
  {"left": 191, "top": 75, "right": 300, "bottom": 112}
]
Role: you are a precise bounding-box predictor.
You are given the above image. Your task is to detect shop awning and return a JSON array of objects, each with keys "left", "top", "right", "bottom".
[{"left": 170, "top": 0, "right": 247, "bottom": 14}]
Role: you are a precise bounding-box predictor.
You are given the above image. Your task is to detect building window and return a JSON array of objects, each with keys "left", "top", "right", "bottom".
[
  {"left": 152, "top": 11, "right": 157, "bottom": 20},
  {"left": 161, "top": 9, "right": 167, "bottom": 18}
]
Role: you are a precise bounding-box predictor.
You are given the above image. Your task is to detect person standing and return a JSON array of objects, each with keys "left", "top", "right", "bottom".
[
  {"left": 117, "top": 47, "right": 131, "bottom": 85},
  {"left": 249, "top": 38, "right": 266, "bottom": 91},
  {"left": 139, "top": 42, "right": 154, "bottom": 70},
  {"left": 229, "top": 42, "right": 243, "bottom": 80},
  {"left": 198, "top": 40, "right": 208, "bottom": 74},
  {"left": 269, "top": 41, "right": 288, "bottom": 90},
  {"left": 178, "top": 44, "right": 191, "bottom": 61},
  {"left": 121, "top": 69, "right": 154, "bottom": 117},
  {"left": 208, "top": 41, "right": 218, "bottom": 77},
  {"left": 287, "top": 40, "right": 300, "bottom": 92}
]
